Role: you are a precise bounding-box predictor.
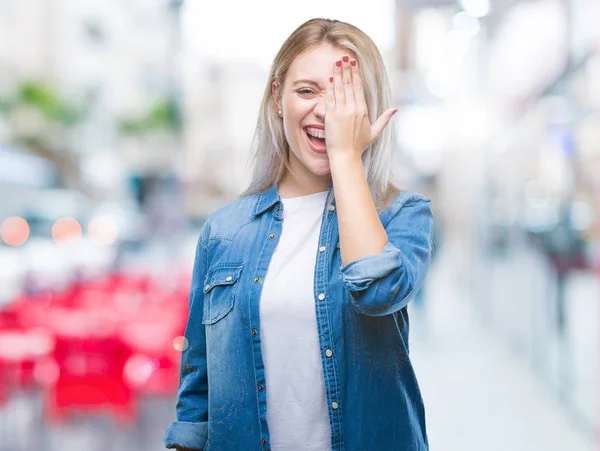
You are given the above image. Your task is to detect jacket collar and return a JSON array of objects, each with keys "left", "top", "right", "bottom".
[{"left": 253, "top": 184, "right": 280, "bottom": 217}]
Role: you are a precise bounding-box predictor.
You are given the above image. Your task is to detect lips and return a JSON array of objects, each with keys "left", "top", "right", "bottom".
[{"left": 303, "top": 126, "right": 327, "bottom": 153}]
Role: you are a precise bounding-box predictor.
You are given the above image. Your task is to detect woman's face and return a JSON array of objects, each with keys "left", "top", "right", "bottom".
[{"left": 275, "top": 43, "right": 350, "bottom": 186}]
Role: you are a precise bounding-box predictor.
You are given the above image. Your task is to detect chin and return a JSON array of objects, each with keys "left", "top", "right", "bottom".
[
  {"left": 309, "top": 162, "right": 331, "bottom": 177},
  {"left": 289, "top": 143, "right": 331, "bottom": 177}
]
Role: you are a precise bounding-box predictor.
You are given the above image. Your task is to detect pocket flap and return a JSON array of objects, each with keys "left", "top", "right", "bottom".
[{"left": 204, "top": 264, "right": 243, "bottom": 293}]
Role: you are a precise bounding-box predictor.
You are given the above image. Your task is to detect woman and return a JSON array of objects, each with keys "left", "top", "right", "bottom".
[{"left": 165, "top": 18, "right": 433, "bottom": 451}]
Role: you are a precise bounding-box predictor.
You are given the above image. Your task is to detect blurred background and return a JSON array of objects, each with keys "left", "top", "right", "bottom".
[{"left": 0, "top": 0, "right": 598, "bottom": 450}]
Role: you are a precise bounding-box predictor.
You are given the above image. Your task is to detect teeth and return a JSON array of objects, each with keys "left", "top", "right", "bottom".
[{"left": 306, "top": 127, "right": 325, "bottom": 139}]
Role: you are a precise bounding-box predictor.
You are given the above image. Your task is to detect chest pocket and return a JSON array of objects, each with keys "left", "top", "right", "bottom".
[{"left": 202, "top": 263, "right": 243, "bottom": 325}]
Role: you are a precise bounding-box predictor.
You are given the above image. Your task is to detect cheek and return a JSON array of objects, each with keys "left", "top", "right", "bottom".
[
  {"left": 283, "top": 97, "right": 312, "bottom": 124},
  {"left": 283, "top": 105, "right": 300, "bottom": 125},
  {"left": 282, "top": 98, "right": 314, "bottom": 147},
  {"left": 282, "top": 113, "right": 304, "bottom": 142},
  {"left": 282, "top": 120, "right": 299, "bottom": 146}
]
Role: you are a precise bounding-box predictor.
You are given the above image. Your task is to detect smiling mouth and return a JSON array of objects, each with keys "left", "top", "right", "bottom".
[{"left": 304, "top": 127, "right": 327, "bottom": 153}]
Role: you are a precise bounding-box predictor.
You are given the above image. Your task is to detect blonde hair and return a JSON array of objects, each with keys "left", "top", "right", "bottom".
[{"left": 240, "top": 18, "right": 401, "bottom": 210}]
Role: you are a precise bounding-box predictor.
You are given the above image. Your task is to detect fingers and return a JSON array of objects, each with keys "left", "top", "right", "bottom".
[
  {"left": 333, "top": 55, "right": 366, "bottom": 116},
  {"left": 350, "top": 58, "right": 367, "bottom": 114},
  {"left": 341, "top": 55, "right": 354, "bottom": 108},
  {"left": 371, "top": 108, "right": 398, "bottom": 141},
  {"left": 333, "top": 59, "right": 345, "bottom": 108},
  {"left": 326, "top": 75, "right": 335, "bottom": 112},
  {"left": 329, "top": 54, "right": 397, "bottom": 146}
]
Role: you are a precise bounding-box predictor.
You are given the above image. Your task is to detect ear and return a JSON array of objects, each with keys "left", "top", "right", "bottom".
[{"left": 272, "top": 82, "right": 282, "bottom": 111}]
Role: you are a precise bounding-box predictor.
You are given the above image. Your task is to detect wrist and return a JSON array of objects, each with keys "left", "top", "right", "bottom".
[
  {"left": 327, "top": 150, "right": 361, "bottom": 165},
  {"left": 327, "top": 152, "right": 363, "bottom": 173}
]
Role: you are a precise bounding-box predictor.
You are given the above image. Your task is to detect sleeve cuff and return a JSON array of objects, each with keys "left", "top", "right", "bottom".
[
  {"left": 340, "top": 241, "right": 403, "bottom": 292},
  {"left": 164, "top": 421, "right": 208, "bottom": 450}
]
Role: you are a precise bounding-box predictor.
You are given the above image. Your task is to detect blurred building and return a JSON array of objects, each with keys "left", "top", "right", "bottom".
[
  {"left": 0, "top": 0, "right": 184, "bottom": 199},
  {"left": 391, "top": 0, "right": 600, "bottom": 439},
  {"left": 180, "top": 57, "right": 267, "bottom": 217}
]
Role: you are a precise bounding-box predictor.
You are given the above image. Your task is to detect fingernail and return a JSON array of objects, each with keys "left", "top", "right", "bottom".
[
  {"left": 342, "top": 56, "right": 349, "bottom": 63},
  {"left": 335, "top": 60, "right": 341, "bottom": 67},
  {"left": 329, "top": 76, "right": 333, "bottom": 82},
  {"left": 351, "top": 60, "right": 357, "bottom": 66}
]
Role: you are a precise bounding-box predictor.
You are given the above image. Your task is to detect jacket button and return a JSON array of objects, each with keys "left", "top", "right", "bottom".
[
  {"left": 318, "top": 293, "right": 325, "bottom": 301},
  {"left": 319, "top": 246, "right": 326, "bottom": 252},
  {"left": 328, "top": 205, "right": 335, "bottom": 212},
  {"left": 254, "top": 277, "right": 261, "bottom": 283},
  {"left": 269, "top": 234, "right": 275, "bottom": 240},
  {"left": 252, "top": 329, "right": 257, "bottom": 337},
  {"left": 325, "top": 349, "right": 333, "bottom": 357},
  {"left": 225, "top": 276, "right": 233, "bottom": 282},
  {"left": 332, "top": 402, "right": 339, "bottom": 410},
  {"left": 258, "top": 384, "right": 264, "bottom": 392},
  {"left": 262, "top": 438, "right": 268, "bottom": 445}
]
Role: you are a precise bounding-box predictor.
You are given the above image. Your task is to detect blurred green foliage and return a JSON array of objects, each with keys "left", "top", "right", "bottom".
[
  {"left": 18, "top": 82, "right": 83, "bottom": 125},
  {"left": 0, "top": 80, "right": 86, "bottom": 186},
  {"left": 0, "top": 80, "right": 85, "bottom": 126},
  {"left": 119, "top": 97, "right": 181, "bottom": 135}
]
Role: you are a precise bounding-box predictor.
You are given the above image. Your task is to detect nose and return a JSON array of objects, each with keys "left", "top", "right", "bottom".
[{"left": 313, "top": 95, "right": 326, "bottom": 120}]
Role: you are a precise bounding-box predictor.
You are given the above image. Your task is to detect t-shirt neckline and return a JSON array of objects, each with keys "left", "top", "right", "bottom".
[{"left": 280, "top": 190, "right": 328, "bottom": 210}]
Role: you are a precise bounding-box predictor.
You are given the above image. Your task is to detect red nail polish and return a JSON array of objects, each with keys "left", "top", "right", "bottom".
[
  {"left": 342, "top": 56, "right": 349, "bottom": 63},
  {"left": 351, "top": 60, "right": 357, "bottom": 66},
  {"left": 329, "top": 76, "right": 333, "bottom": 82},
  {"left": 335, "top": 60, "right": 341, "bottom": 67}
]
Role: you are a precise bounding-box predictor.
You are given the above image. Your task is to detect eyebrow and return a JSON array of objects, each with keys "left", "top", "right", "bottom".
[{"left": 292, "top": 79, "right": 321, "bottom": 87}]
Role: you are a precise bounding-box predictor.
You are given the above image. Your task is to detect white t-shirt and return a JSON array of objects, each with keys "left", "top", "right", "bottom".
[{"left": 259, "top": 190, "right": 332, "bottom": 451}]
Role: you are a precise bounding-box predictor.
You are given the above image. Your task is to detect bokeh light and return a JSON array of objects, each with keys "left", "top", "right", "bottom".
[
  {"left": 52, "top": 217, "right": 82, "bottom": 243},
  {"left": 87, "top": 216, "right": 119, "bottom": 246},
  {"left": 123, "top": 354, "right": 160, "bottom": 388},
  {"left": 0, "top": 216, "right": 30, "bottom": 246},
  {"left": 173, "top": 336, "right": 189, "bottom": 352}
]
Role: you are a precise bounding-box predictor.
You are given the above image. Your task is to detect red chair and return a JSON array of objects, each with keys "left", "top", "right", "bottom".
[
  {"left": 0, "top": 327, "right": 56, "bottom": 391},
  {"left": 120, "top": 307, "right": 185, "bottom": 396},
  {"left": 43, "top": 310, "right": 135, "bottom": 426}
]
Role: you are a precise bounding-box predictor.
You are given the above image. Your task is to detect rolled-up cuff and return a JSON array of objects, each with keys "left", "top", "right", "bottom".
[
  {"left": 164, "top": 421, "right": 208, "bottom": 450},
  {"left": 340, "top": 241, "right": 403, "bottom": 291}
]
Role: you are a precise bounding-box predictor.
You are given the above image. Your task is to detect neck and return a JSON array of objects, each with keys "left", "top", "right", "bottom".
[{"left": 278, "top": 171, "right": 330, "bottom": 199}]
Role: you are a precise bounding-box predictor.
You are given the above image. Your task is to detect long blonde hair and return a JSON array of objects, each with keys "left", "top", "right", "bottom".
[{"left": 240, "top": 18, "right": 401, "bottom": 210}]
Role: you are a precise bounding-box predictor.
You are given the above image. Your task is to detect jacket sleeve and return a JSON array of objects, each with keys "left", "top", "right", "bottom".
[
  {"left": 340, "top": 194, "right": 433, "bottom": 316},
  {"left": 164, "top": 226, "right": 210, "bottom": 450}
]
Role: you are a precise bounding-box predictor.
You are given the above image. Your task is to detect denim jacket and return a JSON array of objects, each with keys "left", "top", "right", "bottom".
[{"left": 164, "top": 183, "right": 433, "bottom": 451}]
